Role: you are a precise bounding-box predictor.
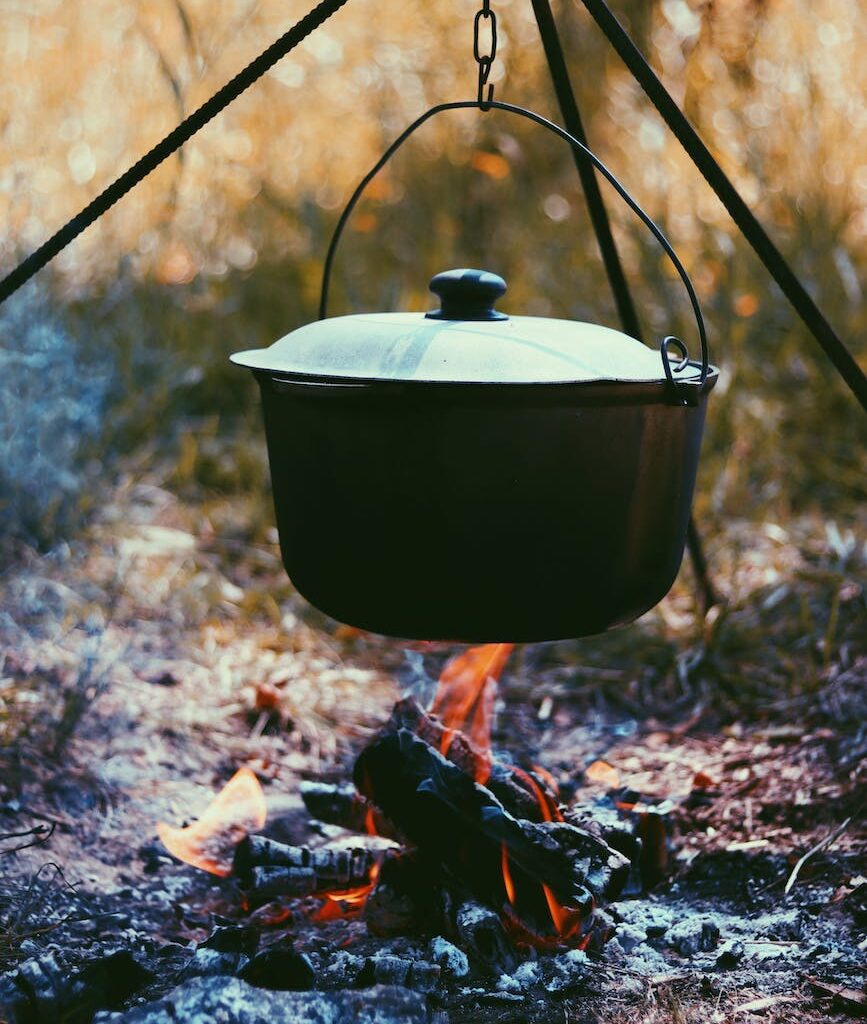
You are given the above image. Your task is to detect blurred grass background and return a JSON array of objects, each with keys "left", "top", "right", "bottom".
[{"left": 0, "top": 0, "right": 864, "bottom": 603}]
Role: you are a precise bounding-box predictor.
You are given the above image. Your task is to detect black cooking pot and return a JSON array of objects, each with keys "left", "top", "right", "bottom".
[{"left": 232, "top": 102, "right": 719, "bottom": 642}]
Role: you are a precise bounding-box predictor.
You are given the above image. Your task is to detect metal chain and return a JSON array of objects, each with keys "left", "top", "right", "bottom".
[{"left": 473, "top": 0, "right": 498, "bottom": 110}]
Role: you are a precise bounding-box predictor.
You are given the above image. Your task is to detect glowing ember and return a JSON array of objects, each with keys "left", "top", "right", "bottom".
[
  {"left": 314, "top": 861, "right": 381, "bottom": 921},
  {"left": 156, "top": 766, "right": 266, "bottom": 877},
  {"left": 429, "top": 643, "right": 513, "bottom": 783},
  {"left": 585, "top": 759, "right": 621, "bottom": 788}
]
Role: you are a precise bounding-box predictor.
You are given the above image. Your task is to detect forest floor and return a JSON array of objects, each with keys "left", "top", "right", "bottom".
[{"left": 0, "top": 468, "right": 864, "bottom": 1023}]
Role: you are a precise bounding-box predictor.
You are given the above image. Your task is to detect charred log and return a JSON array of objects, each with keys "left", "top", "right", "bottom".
[
  {"left": 354, "top": 728, "right": 627, "bottom": 937},
  {"left": 298, "top": 781, "right": 399, "bottom": 840},
  {"left": 388, "top": 698, "right": 559, "bottom": 822},
  {"left": 234, "top": 836, "right": 384, "bottom": 902}
]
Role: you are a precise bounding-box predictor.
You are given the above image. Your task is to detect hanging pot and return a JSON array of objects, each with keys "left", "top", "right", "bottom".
[{"left": 231, "top": 102, "right": 719, "bottom": 642}]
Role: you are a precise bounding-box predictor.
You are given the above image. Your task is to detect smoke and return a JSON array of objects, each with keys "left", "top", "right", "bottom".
[{"left": 0, "top": 283, "right": 112, "bottom": 549}]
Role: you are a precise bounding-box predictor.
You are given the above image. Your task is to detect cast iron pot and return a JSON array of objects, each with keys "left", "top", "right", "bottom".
[
  {"left": 233, "top": 102, "right": 720, "bottom": 641},
  {"left": 232, "top": 266, "right": 719, "bottom": 642}
]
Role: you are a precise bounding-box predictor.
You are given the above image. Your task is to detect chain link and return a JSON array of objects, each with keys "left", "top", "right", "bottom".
[{"left": 473, "top": 0, "right": 497, "bottom": 109}]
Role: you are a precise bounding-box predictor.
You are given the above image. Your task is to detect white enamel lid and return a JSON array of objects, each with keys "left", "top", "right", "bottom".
[{"left": 231, "top": 268, "right": 697, "bottom": 386}]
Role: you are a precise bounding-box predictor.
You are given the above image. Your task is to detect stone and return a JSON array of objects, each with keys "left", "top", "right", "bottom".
[
  {"left": 94, "top": 977, "right": 434, "bottom": 1023},
  {"left": 667, "top": 918, "right": 720, "bottom": 957},
  {"left": 428, "top": 937, "right": 469, "bottom": 979}
]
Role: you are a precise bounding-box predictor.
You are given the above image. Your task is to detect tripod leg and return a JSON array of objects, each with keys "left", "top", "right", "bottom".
[{"left": 530, "top": 0, "right": 719, "bottom": 612}]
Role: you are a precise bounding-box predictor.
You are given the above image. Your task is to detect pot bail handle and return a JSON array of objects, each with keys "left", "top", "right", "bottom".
[{"left": 319, "top": 99, "right": 710, "bottom": 397}]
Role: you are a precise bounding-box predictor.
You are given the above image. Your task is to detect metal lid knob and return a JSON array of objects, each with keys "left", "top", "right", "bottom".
[{"left": 426, "top": 268, "right": 508, "bottom": 322}]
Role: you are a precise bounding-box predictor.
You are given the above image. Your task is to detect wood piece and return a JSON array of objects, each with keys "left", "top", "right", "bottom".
[
  {"left": 234, "top": 836, "right": 383, "bottom": 902},
  {"left": 388, "top": 698, "right": 559, "bottom": 822},
  {"left": 298, "top": 781, "right": 399, "bottom": 840},
  {"left": 355, "top": 728, "right": 612, "bottom": 938}
]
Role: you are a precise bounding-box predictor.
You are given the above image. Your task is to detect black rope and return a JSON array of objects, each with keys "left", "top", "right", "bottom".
[
  {"left": 579, "top": 0, "right": 867, "bottom": 413},
  {"left": 530, "top": 0, "right": 718, "bottom": 608},
  {"left": 0, "top": 0, "right": 352, "bottom": 307}
]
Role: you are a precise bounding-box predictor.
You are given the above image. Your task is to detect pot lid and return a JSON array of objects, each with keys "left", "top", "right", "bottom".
[{"left": 231, "top": 268, "right": 701, "bottom": 386}]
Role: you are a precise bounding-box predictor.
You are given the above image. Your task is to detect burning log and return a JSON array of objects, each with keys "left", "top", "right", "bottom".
[
  {"left": 388, "top": 697, "right": 560, "bottom": 822},
  {"left": 354, "top": 728, "right": 629, "bottom": 940},
  {"left": 298, "top": 781, "right": 399, "bottom": 840},
  {"left": 234, "top": 835, "right": 384, "bottom": 903}
]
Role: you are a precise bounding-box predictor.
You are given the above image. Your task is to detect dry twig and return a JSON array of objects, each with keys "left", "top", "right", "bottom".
[{"left": 784, "top": 816, "right": 853, "bottom": 895}]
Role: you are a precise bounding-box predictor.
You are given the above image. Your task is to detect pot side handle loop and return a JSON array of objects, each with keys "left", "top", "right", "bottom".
[{"left": 319, "top": 99, "right": 709, "bottom": 394}]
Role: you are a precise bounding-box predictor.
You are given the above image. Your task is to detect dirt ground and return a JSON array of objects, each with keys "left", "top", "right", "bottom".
[{"left": 1, "top": 474, "right": 864, "bottom": 1022}]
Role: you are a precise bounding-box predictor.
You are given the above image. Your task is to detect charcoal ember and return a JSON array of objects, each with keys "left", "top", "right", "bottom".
[
  {"left": 428, "top": 937, "right": 469, "bottom": 979},
  {"left": 201, "top": 924, "right": 259, "bottom": 956},
  {"left": 453, "top": 899, "right": 519, "bottom": 976},
  {"left": 238, "top": 948, "right": 315, "bottom": 990},
  {"left": 387, "top": 698, "right": 558, "bottom": 822},
  {"left": 667, "top": 917, "right": 720, "bottom": 957},
  {"left": 357, "top": 953, "right": 411, "bottom": 987},
  {"left": 357, "top": 955, "right": 441, "bottom": 993},
  {"left": 93, "top": 977, "right": 436, "bottom": 1023},
  {"left": 541, "top": 949, "right": 589, "bottom": 994},
  {"left": 610, "top": 920, "right": 647, "bottom": 953},
  {"left": 319, "top": 951, "right": 366, "bottom": 988},
  {"left": 406, "top": 961, "right": 441, "bottom": 993},
  {"left": 2, "top": 951, "right": 152, "bottom": 1024},
  {"left": 716, "top": 938, "right": 745, "bottom": 968},
  {"left": 506, "top": 949, "right": 594, "bottom": 996},
  {"left": 365, "top": 876, "right": 419, "bottom": 937},
  {"left": 563, "top": 801, "right": 674, "bottom": 896},
  {"left": 364, "top": 852, "right": 442, "bottom": 938},
  {"left": 178, "top": 927, "right": 259, "bottom": 983}
]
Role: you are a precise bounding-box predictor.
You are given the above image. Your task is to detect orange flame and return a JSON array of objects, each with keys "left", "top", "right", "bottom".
[
  {"left": 542, "top": 884, "right": 586, "bottom": 941},
  {"left": 429, "top": 643, "right": 513, "bottom": 783},
  {"left": 313, "top": 860, "right": 381, "bottom": 921},
  {"left": 501, "top": 844, "right": 516, "bottom": 905},
  {"left": 531, "top": 764, "right": 560, "bottom": 798},
  {"left": 364, "top": 804, "right": 378, "bottom": 836},
  {"left": 156, "top": 767, "right": 266, "bottom": 877},
  {"left": 510, "top": 765, "right": 563, "bottom": 823}
]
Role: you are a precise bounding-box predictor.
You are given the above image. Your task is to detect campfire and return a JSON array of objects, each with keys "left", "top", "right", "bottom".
[{"left": 153, "top": 645, "right": 652, "bottom": 987}]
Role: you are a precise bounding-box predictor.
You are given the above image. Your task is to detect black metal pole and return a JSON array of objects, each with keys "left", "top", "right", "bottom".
[
  {"left": 531, "top": 0, "right": 719, "bottom": 609},
  {"left": 578, "top": 0, "right": 867, "bottom": 414},
  {"left": 529, "top": 0, "right": 642, "bottom": 342}
]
